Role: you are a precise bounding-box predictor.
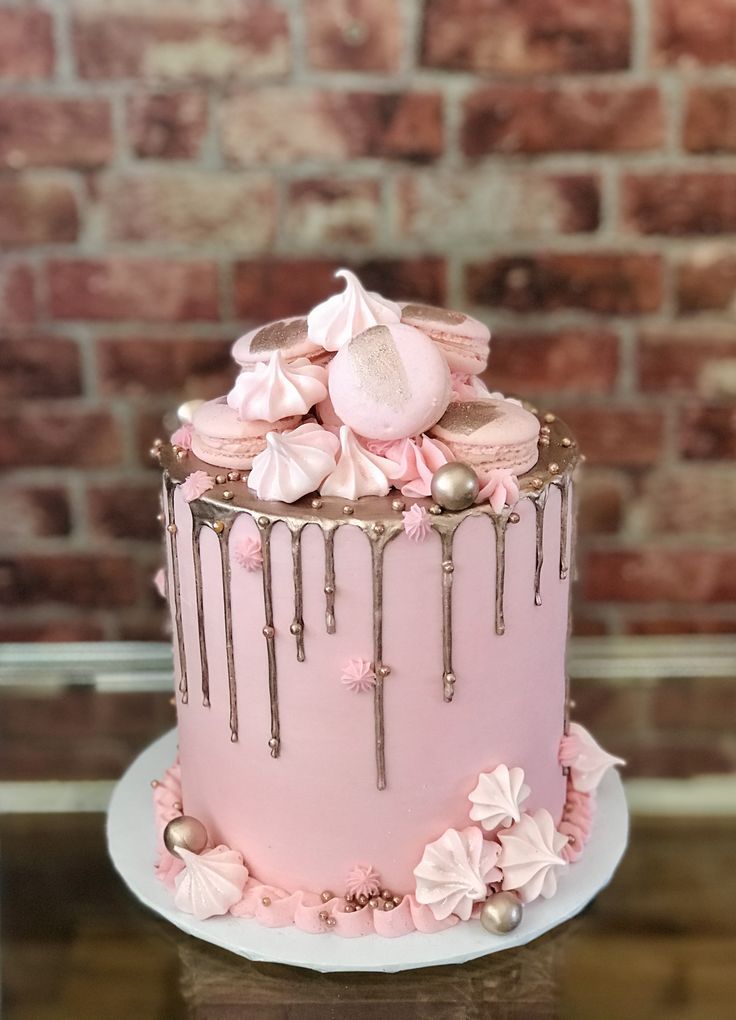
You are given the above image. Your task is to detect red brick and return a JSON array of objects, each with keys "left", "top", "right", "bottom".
[
  {"left": 305, "top": 0, "right": 403, "bottom": 72},
  {"left": 624, "top": 616, "right": 736, "bottom": 636},
  {"left": 463, "top": 85, "right": 663, "bottom": 156},
  {"left": 0, "top": 262, "right": 36, "bottom": 325},
  {"left": 679, "top": 405, "right": 736, "bottom": 460},
  {"left": 612, "top": 740, "right": 735, "bottom": 779},
  {"left": 98, "top": 337, "right": 232, "bottom": 396},
  {"left": 0, "top": 8, "right": 54, "bottom": 80},
  {"left": 576, "top": 473, "right": 626, "bottom": 534},
  {"left": 484, "top": 329, "right": 619, "bottom": 395},
  {"left": 677, "top": 251, "right": 736, "bottom": 313},
  {"left": 421, "top": 0, "right": 630, "bottom": 73},
  {"left": 653, "top": 678, "right": 736, "bottom": 730},
  {"left": 102, "top": 173, "right": 276, "bottom": 247},
  {"left": 0, "top": 176, "right": 78, "bottom": 246},
  {"left": 654, "top": 0, "right": 736, "bottom": 66},
  {"left": 118, "top": 610, "right": 170, "bottom": 641},
  {"left": 466, "top": 254, "right": 664, "bottom": 315},
  {"left": 397, "top": 171, "right": 599, "bottom": 241},
  {"left": 570, "top": 615, "right": 610, "bottom": 637},
  {"left": 234, "top": 257, "right": 446, "bottom": 321},
  {"left": 0, "top": 619, "right": 106, "bottom": 642},
  {"left": 0, "top": 408, "right": 122, "bottom": 468},
  {"left": 47, "top": 259, "right": 220, "bottom": 321},
  {"left": 0, "top": 554, "right": 139, "bottom": 608},
  {"left": 639, "top": 329, "right": 736, "bottom": 396},
  {"left": 285, "top": 178, "right": 381, "bottom": 247},
  {"left": 583, "top": 548, "right": 736, "bottom": 603},
  {"left": 561, "top": 408, "right": 665, "bottom": 467},
  {"left": 134, "top": 406, "right": 171, "bottom": 469},
  {"left": 0, "top": 97, "right": 113, "bottom": 169},
  {"left": 221, "top": 89, "right": 443, "bottom": 165},
  {"left": 0, "top": 486, "right": 71, "bottom": 539},
  {"left": 0, "top": 336, "right": 82, "bottom": 399},
  {"left": 684, "top": 85, "right": 736, "bottom": 152},
  {"left": 636, "top": 468, "right": 736, "bottom": 535},
  {"left": 72, "top": 0, "right": 290, "bottom": 80},
  {"left": 571, "top": 681, "right": 650, "bottom": 731},
  {"left": 126, "top": 90, "right": 207, "bottom": 159},
  {"left": 623, "top": 173, "right": 736, "bottom": 236},
  {"left": 88, "top": 484, "right": 160, "bottom": 541}
]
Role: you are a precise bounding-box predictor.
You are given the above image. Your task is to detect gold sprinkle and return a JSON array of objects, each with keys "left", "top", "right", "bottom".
[
  {"left": 509, "top": 512, "right": 521, "bottom": 524},
  {"left": 311, "top": 498, "right": 323, "bottom": 509},
  {"left": 326, "top": 917, "right": 337, "bottom": 927},
  {"left": 373, "top": 523, "right": 385, "bottom": 535},
  {"left": 442, "top": 560, "right": 454, "bottom": 573},
  {"left": 324, "top": 584, "right": 335, "bottom": 595},
  {"left": 258, "top": 516, "right": 269, "bottom": 527},
  {"left": 153, "top": 438, "right": 164, "bottom": 448},
  {"left": 262, "top": 896, "right": 271, "bottom": 906},
  {"left": 561, "top": 437, "right": 572, "bottom": 448},
  {"left": 149, "top": 447, "right": 160, "bottom": 459},
  {"left": 548, "top": 462, "right": 560, "bottom": 474},
  {"left": 249, "top": 317, "right": 308, "bottom": 354},
  {"left": 176, "top": 449, "right": 187, "bottom": 460},
  {"left": 167, "top": 523, "right": 177, "bottom": 535},
  {"left": 428, "top": 504, "right": 442, "bottom": 515},
  {"left": 391, "top": 498, "right": 405, "bottom": 511},
  {"left": 357, "top": 895, "right": 368, "bottom": 906},
  {"left": 290, "top": 622, "right": 303, "bottom": 635},
  {"left": 321, "top": 891, "right": 333, "bottom": 903},
  {"left": 393, "top": 895, "right": 402, "bottom": 905},
  {"left": 263, "top": 625, "right": 275, "bottom": 639},
  {"left": 150, "top": 780, "right": 159, "bottom": 788},
  {"left": 377, "top": 665, "right": 391, "bottom": 678},
  {"left": 435, "top": 401, "right": 501, "bottom": 436},
  {"left": 268, "top": 737, "right": 279, "bottom": 748},
  {"left": 222, "top": 490, "right": 234, "bottom": 500},
  {"left": 383, "top": 900, "right": 395, "bottom": 911},
  {"left": 381, "top": 890, "right": 392, "bottom": 900},
  {"left": 369, "top": 899, "right": 379, "bottom": 909},
  {"left": 348, "top": 325, "right": 411, "bottom": 412},
  {"left": 227, "top": 470, "right": 240, "bottom": 481},
  {"left": 531, "top": 477, "right": 543, "bottom": 490},
  {"left": 215, "top": 474, "right": 226, "bottom": 485},
  {"left": 212, "top": 520, "right": 224, "bottom": 534},
  {"left": 344, "top": 904, "right": 355, "bottom": 913},
  {"left": 319, "top": 910, "right": 329, "bottom": 922},
  {"left": 544, "top": 413, "right": 556, "bottom": 423},
  {"left": 343, "top": 505, "right": 354, "bottom": 515},
  {"left": 539, "top": 436, "right": 550, "bottom": 447},
  {"left": 540, "top": 426, "right": 551, "bottom": 436}
]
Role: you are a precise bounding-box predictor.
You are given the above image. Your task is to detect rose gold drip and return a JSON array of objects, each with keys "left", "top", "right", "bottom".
[
  {"left": 290, "top": 524, "right": 306, "bottom": 662},
  {"left": 323, "top": 524, "right": 337, "bottom": 634},
  {"left": 217, "top": 519, "right": 239, "bottom": 742},
  {"left": 259, "top": 520, "right": 280, "bottom": 758},
  {"left": 439, "top": 528, "right": 456, "bottom": 703},
  {"left": 492, "top": 512, "right": 509, "bottom": 636},
  {"left": 368, "top": 526, "right": 401, "bottom": 791},
  {"left": 557, "top": 475, "right": 570, "bottom": 581},
  {"left": 191, "top": 518, "right": 210, "bottom": 707},
  {"left": 164, "top": 476, "right": 188, "bottom": 704},
  {"left": 533, "top": 489, "right": 548, "bottom": 607}
]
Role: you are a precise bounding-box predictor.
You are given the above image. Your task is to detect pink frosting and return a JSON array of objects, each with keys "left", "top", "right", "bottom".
[
  {"left": 180, "top": 470, "right": 214, "bottom": 503},
  {"left": 368, "top": 434, "right": 454, "bottom": 498},
  {"left": 174, "top": 845, "right": 249, "bottom": 920},
  {"left": 559, "top": 723, "right": 625, "bottom": 793},
  {"left": 170, "top": 423, "right": 193, "bottom": 450},
  {"left": 468, "top": 764, "right": 531, "bottom": 832},
  {"left": 413, "top": 826, "right": 502, "bottom": 921},
  {"left": 477, "top": 469, "right": 520, "bottom": 512},
  {"left": 345, "top": 863, "right": 381, "bottom": 898},
  {"left": 248, "top": 422, "right": 339, "bottom": 503},
  {"left": 402, "top": 503, "right": 432, "bottom": 542},
  {"left": 451, "top": 373, "right": 492, "bottom": 402},
  {"left": 340, "top": 658, "right": 376, "bottom": 693},
  {"left": 560, "top": 784, "right": 595, "bottom": 863},
  {"left": 227, "top": 352, "right": 328, "bottom": 423},
  {"left": 307, "top": 268, "right": 401, "bottom": 352},
  {"left": 233, "top": 536, "right": 263, "bottom": 572},
  {"left": 320, "top": 426, "right": 396, "bottom": 499},
  {"left": 497, "top": 809, "right": 568, "bottom": 904}
]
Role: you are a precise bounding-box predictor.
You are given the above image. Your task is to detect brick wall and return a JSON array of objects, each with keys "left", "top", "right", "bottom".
[{"left": 1, "top": 0, "right": 735, "bottom": 643}]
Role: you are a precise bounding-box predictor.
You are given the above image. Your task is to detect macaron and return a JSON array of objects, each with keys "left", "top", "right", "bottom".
[
  {"left": 429, "top": 399, "right": 540, "bottom": 479},
  {"left": 328, "top": 323, "right": 452, "bottom": 441},
  {"left": 191, "top": 397, "right": 299, "bottom": 470},
  {"left": 400, "top": 303, "right": 490, "bottom": 375},
  {"left": 232, "top": 316, "right": 325, "bottom": 369}
]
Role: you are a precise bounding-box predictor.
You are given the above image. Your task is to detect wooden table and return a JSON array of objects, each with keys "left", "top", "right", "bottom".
[{"left": 3, "top": 814, "right": 735, "bottom": 1019}]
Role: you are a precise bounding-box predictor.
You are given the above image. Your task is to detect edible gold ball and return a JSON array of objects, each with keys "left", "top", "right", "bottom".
[
  {"left": 430, "top": 462, "right": 479, "bottom": 511},
  {"left": 480, "top": 892, "right": 523, "bottom": 935},
  {"left": 163, "top": 815, "right": 208, "bottom": 858}
]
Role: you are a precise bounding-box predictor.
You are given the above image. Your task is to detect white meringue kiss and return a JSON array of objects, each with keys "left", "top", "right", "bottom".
[
  {"left": 227, "top": 351, "right": 327, "bottom": 423},
  {"left": 307, "top": 268, "right": 401, "bottom": 352},
  {"left": 320, "top": 426, "right": 398, "bottom": 499},
  {"left": 248, "top": 422, "right": 339, "bottom": 503}
]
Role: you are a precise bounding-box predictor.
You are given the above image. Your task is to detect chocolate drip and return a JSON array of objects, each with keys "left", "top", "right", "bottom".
[
  {"left": 191, "top": 518, "right": 210, "bottom": 707},
  {"left": 370, "top": 531, "right": 388, "bottom": 791},
  {"left": 164, "top": 476, "right": 188, "bottom": 704},
  {"left": 557, "top": 475, "right": 570, "bottom": 581},
  {"left": 217, "top": 520, "right": 239, "bottom": 742},
  {"left": 323, "top": 524, "right": 337, "bottom": 634},
  {"left": 492, "top": 513, "right": 509, "bottom": 636},
  {"left": 439, "top": 528, "right": 456, "bottom": 702},
  {"left": 533, "top": 490, "right": 548, "bottom": 607},
  {"left": 258, "top": 519, "right": 280, "bottom": 758},
  {"left": 290, "top": 524, "right": 306, "bottom": 662}
]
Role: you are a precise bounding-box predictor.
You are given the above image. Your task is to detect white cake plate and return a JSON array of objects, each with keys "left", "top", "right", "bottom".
[{"left": 107, "top": 729, "right": 628, "bottom": 974}]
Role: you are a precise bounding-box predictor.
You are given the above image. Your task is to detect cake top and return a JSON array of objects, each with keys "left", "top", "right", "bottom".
[{"left": 156, "top": 269, "right": 577, "bottom": 512}]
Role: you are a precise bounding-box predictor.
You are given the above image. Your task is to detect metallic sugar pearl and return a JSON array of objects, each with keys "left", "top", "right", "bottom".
[
  {"left": 431, "top": 462, "right": 479, "bottom": 512},
  {"left": 480, "top": 892, "right": 523, "bottom": 935},
  {"left": 227, "top": 471, "right": 240, "bottom": 481},
  {"left": 163, "top": 815, "right": 208, "bottom": 858},
  {"left": 222, "top": 490, "right": 234, "bottom": 500},
  {"left": 544, "top": 413, "right": 556, "bottom": 423},
  {"left": 561, "top": 437, "right": 572, "bottom": 448},
  {"left": 263, "top": 625, "right": 275, "bottom": 638},
  {"left": 548, "top": 463, "right": 560, "bottom": 474},
  {"left": 391, "top": 499, "right": 405, "bottom": 511},
  {"left": 216, "top": 474, "right": 226, "bottom": 485},
  {"left": 167, "top": 523, "right": 177, "bottom": 535},
  {"left": 321, "top": 891, "right": 333, "bottom": 903},
  {"left": 509, "top": 512, "right": 521, "bottom": 524},
  {"left": 343, "top": 505, "right": 354, "bottom": 515},
  {"left": 212, "top": 520, "right": 225, "bottom": 533},
  {"left": 311, "top": 498, "right": 323, "bottom": 509}
]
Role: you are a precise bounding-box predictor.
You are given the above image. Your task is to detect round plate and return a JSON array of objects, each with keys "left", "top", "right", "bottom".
[{"left": 107, "top": 729, "right": 628, "bottom": 974}]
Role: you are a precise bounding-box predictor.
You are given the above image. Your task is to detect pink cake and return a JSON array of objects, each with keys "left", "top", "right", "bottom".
[{"left": 149, "top": 270, "right": 623, "bottom": 938}]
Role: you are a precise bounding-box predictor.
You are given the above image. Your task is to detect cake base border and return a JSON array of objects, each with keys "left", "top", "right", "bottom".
[{"left": 107, "top": 729, "right": 628, "bottom": 974}]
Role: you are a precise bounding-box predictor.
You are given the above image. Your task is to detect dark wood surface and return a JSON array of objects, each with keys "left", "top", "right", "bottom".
[{"left": 2, "top": 813, "right": 735, "bottom": 1019}]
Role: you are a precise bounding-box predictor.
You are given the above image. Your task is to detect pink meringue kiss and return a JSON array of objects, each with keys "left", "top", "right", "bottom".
[
  {"left": 232, "top": 315, "right": 324, "bottom": 369},
  {"left": 227, "top": 351, "right": 328, "bottom": 423},
  {"left": 191, "top": 397, "right": 299, "bottom": 471},
  {"left": 248, "top": 422, "right": 339, "bottom": 503},
  {"left": 328, "top": 323, "right": 452, "bottom": 441},
  {"left": 401, "top": 303, "right": 490, "bottom": 375},
  {"left": 320, "top": 426, "right": 398, "bottom": 499},
  {"left": 307, "top": 268, "right": 401, "bottom": 352},
  {"left": 430, "top": 399, "right": 540, "bottom": 481}
]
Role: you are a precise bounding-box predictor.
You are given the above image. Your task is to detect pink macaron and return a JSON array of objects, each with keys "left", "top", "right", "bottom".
[
  {"left": 328, "top": 323, "right": 452, "bottom": 441},
  {"left": 232, "top": 316, "right": 326, "bottom": 369},
  {"left": 429, "top": 399, "right": 540, "bottom": 479},
  {"left": 191, "top": 397, "right": 299, "bottom": 470},
  {"left": 400, "top": 303, "right": 490, "bottom": 375}
]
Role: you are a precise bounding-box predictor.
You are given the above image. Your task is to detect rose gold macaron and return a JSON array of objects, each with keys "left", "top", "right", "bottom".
[
  {"left": 232, "top": 316, "right": 328, "bottom": 369},
  {"left": 191, "top": 397, "right": 299, "bottom": 470},
  {"left": 429, "top": 399, "right": 540, "bottom": 479},
  {"left": 400, "top": 303, "right": 490, "bottom": 375}
]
